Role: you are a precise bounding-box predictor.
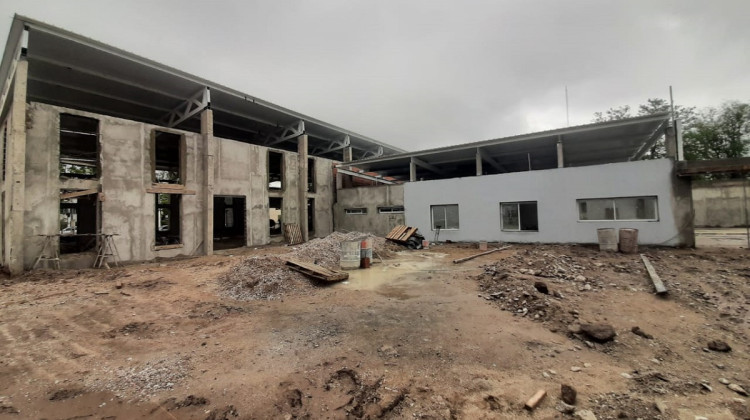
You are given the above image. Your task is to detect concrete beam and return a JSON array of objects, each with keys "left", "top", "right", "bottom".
[
  {"left": 6, "top": 59, "right": 27, "bottom": 275},
  {"left": 201, "top": 108, "right": 214, "bottom": 255},
  {"left": 298, "top": 134, "right": 309, "bottom": 242}
]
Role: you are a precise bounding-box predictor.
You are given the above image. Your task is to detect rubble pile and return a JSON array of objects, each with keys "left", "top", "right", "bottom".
[
  {"left": 88, "top": 356, "right": 190, "bottom": 400},
  {"left": 476, "top": 245, "right": 637, "bottom": 330},
  {"left": 219, "top": 231, "right": 397, "bottom": 301}
]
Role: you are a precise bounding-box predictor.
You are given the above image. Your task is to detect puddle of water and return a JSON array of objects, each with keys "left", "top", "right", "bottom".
[{"left": 338, "top": 252, "right": 448, "bottom": 297}]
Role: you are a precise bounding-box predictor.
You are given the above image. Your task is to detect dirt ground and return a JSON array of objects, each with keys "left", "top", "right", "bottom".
[{"left": 0, "top": 240, "right": 748, "bottom": 420}]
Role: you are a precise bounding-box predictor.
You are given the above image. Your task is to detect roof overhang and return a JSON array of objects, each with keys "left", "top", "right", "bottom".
[
  {"left": 0, "top": 14, "right": 404, "bottom": 160},
  {"left": 341, "top": 113, "right": 671, "bottom": 180}
]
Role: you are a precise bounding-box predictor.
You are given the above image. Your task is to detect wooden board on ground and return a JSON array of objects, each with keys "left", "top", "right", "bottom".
[
  {"left": 285, "top": 259, "right": 349, "bottom": 282},
  {"left": 284, "top": 223, "right": 304, "bottom": 245},
  {"left": 640, "top": 254, "right": 668, "bottom": 294},
  {"left": 452, "top": 245, "right": 511, "bottom": 264}
]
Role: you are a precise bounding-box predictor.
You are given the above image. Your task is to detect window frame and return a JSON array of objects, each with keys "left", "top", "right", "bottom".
[
  {"left": 345, "top": 208, "right": 368, "bottom": 215},
  {"left": 377, "top": 206, "right": 405, "bottom": 214},
  {"left": 430, "top": 204, "right": 459, "bottom": 231},
  {"left": 500, "top": 201, "right": 538, "bottom": 232},
  {"left": 576, "top": 196, "right": 659, "bottom": 222}
]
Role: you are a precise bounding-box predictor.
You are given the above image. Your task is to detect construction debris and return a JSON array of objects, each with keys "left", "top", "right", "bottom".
[
  {"left": 385, "top": 225, "right": 424, "bottom": 249},
  {"left": 640, "top": 254, "right": 667, "bottom": 294},
  {"left": 452, "top": 246, "right": 511, "bottom": 264},
  {"left": 524, "top": 389, "right": 546, "bottom": 410},
  {"left": 285, "top": 259, "right": 349, "bottom": 282}
]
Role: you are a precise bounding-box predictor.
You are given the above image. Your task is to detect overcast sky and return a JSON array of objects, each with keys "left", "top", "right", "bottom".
[{"left": 2, "top": 1, "right": 749, "bottom": 151}]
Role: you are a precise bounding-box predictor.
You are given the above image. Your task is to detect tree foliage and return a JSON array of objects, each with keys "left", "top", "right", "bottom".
[{"left": 592, "top": 98, "right": 748, "bottom": 161}]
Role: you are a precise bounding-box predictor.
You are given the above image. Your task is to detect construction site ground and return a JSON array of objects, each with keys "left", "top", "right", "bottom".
[{"left": 0, "top": 240, "right": 748, "bottom": 420}]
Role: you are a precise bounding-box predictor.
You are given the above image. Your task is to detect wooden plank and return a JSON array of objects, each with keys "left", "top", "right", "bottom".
[
  {"left": 146, "top": 187, "right": 196, "bottom": 195},
  {"left": 284, "top": 223, "right": 304, "bottom": 245},
  {"left": 640, "top": 254, "right": 668, "bottom": 294},
  {"left": 387, "top": 225, "right": 406, "bottom": 240},
  {"left": 524, "top": 389, "right": 546, "bottom": 410},
  {"left": 60, "top": 188, "right": 98, "bottom": 200},
  {"left": 399, "top": 227, "right": 417, "bottom": 241},
  {"left": 150, "top": 183, "right": 187, "bottom": 189},
  {"left": 286, "top": 259, "right": 349, "bottom": 282},
  {"left": 452, "top": 246, "right": 511, "bottom": 264}
]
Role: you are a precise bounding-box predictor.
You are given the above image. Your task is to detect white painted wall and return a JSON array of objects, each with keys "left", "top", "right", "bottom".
[{"left": 404, "top": 159, "right": 685, "bottom": 245}]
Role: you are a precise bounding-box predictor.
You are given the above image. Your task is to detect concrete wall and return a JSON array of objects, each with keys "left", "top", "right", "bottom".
[
  {"left": 21, "top": 102, "right": 335, "bottom": 268},
  {"left": 692, "top": 179, "right": 750, "bottom": 227},
  {"left": 334, "top": 185, "right": 405, "bottom": 236},
  {"left": 404, "top": 159, "right": 694, "bottom": 246}
]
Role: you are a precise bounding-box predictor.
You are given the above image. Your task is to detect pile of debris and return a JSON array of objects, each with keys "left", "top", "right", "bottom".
[
  {"left": 219, "top": 231, "right": 396, "bottom": 301},
  {"left": 475, "top": 245, "right": 638, "bottom": 331},
  {"left": 88, "top": 356, "right": 191, "bottom": 400}
]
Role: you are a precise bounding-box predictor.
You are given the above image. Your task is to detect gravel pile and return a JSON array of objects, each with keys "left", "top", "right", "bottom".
[
  {"left": 89, "top": 356, "right": 190, "bottom": 400},
  {"left": 219, "top": 231, "right": 397, "bottom": 301}
]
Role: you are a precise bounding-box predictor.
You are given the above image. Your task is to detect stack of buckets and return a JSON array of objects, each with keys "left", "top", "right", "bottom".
[{"left": 597, "top": 228, "right": 638, "bottom": 253}]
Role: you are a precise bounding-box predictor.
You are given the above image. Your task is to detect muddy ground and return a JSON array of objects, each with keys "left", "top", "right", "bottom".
[{"left": 0, "top": 242, "right": 748, "bottom": 420}]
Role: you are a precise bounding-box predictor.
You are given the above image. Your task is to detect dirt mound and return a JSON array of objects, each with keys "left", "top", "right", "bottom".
[{"left": 219, "top": 231, "right": 396, "bottom": 301}]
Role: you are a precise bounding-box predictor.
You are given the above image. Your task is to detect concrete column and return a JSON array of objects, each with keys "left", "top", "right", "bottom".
[
  {"left": 298, "top": 134, "right": 308, "bottom": 242},
  {"left": 665, "top": 125, "right": 677, "bottom": 159},
  {"left": 6, "top": 59, "right": 27, "bottom": 275},
  {"left": 675, "top": 120, "right": 684, "bottom": 161},
  {"left": 409, "top": 158, "right": 417, "bottom": 182},
  {"left": 475, "top": 149, "right": 483, "bottom": 176},
  {"left": 201, "top": 108, "right": 214, "bottom": 255},
  {"left": 556, "top": 138, "right": 564, "bottom": 168},
  {"left": 342, "top": 146, "right": 352, "bottom": 163}
]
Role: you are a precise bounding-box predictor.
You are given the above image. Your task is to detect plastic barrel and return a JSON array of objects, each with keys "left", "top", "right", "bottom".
[
  {"left": 597, "top": 228, "right": 618, "bottom": 251},
  {"left": 618, "top": 228, "right": 639, "bottom": 254},
  {"left": 479, "top": 241, "right": 488, "bottom": 251},
  {"left": 360, "top": 238, "right": 373, "bottom": 268},
  {"left": 340, "top": 241, "right": 361, "bottom": 270}
]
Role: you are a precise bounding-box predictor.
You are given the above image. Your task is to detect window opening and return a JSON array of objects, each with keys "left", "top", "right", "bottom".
[
  {"left": 500, "top": 202, "right": 538, "bottom": 231},
  {"left": 59, "top": 191, "right": 98, "bottom": 254},
  {"left": 60, "top": 114, "right": 99, "bottom": 179},
  {"left": 268, "top": 151, "right": 283, "bottom": 190},
  {"left": 307, "top": 198, "right": 315, "bottom": 233},
  {"left": 154, "top": 131, "right": 182, "bottom": 184},
  {"left": 577, "top": 196, "right": 658, "bottom": 221},
  {"left": 430, "top": 204, "right": 459, "bottom": 230},
  {"left": 307, "top": 158, "right": 316, "bottom": 192},
  {"left": 213, "top": 196, "right": 246, "bottom": 250},
  {"left": 269, "top": 197, "right": 283, "bottom": 236},
  {"left": 345, "top": 208, "right": 368, "bottom": 215},
  {"left": 378, "top": 206, "right": 404, "bottom": 214},
  {"left": 155, "top": 193, "right": 181, "bottom": 245}
]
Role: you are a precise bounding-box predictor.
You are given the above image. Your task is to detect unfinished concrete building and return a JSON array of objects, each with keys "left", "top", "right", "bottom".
[{"left": 0, "top": 15, "right": 402, "bottom": 274}]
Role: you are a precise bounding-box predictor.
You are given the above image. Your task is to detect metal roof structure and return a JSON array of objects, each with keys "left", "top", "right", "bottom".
[
  {"left": 342, "top": 113, "right": 671, "bottom": 181},
  {"left": 0, "top": 14, "right": 404, "bottom": 160}
]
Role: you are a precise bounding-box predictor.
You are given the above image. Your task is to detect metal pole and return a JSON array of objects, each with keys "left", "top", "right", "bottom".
[{"left": 565, "top": 85, "right": 570, "bottom": 127}]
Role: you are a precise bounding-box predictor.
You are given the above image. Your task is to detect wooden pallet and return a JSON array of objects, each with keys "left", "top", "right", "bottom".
[
  {"left": 385, "top": 225, "right": 418, "bottom": 243},
  {"left": 283, "top": 223, "right": 304, "bottom": 245},
  {"left": 286, "top": 259, "right": 349, "bottom": 282}
]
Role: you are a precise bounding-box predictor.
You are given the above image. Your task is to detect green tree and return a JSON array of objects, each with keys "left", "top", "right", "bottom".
[
  {"left": 592, "top": 105, "right": 632, "bottom": 123},
  {"left": 683, "top": 101, "right": 750, "bottom": 161}
]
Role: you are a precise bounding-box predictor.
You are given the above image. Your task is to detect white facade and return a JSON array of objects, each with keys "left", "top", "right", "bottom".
[{"left": 404, "top": 159, "right": 690, "bottom": 245}]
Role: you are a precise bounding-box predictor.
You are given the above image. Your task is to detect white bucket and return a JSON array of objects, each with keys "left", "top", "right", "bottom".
[
  {"left": 340, "top": 241, "right": 361, "bottom": 270},
  {"left": 597, "top": 228, "right": 618, "bottom": 252}
]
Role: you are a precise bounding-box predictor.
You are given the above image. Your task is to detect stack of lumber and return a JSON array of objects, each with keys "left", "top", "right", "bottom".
[
  {"left": 385, "top": 225, "right": 418, "bottom": 243},
  {"left": 285, "top": 259, "right": 349, "bottom": 282}
]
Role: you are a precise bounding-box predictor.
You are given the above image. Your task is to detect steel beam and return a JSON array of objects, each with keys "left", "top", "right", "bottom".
[
  {"left": 477, "top": 147, "right": 505, "bottom": 172},
  {"left": 360, "top": 146, "right": 384, "bottom": 159},
  {"left": 336, "top": 167, "right": 396, "bottom": 185},
  {"left": 310, "top": 134, "right": 350, "bottom": 155},
  {"left": 631, "top": 119, "right": 668, "bottom": 160},
  {"left": 163, "top": 87, "right": 210, "bottom": 128},
  {"left": 264, "top": 120, "right": 305, "bottom": 147},
  {"left": 411, "top": 157, "right": 447, "bottom": 176}
]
